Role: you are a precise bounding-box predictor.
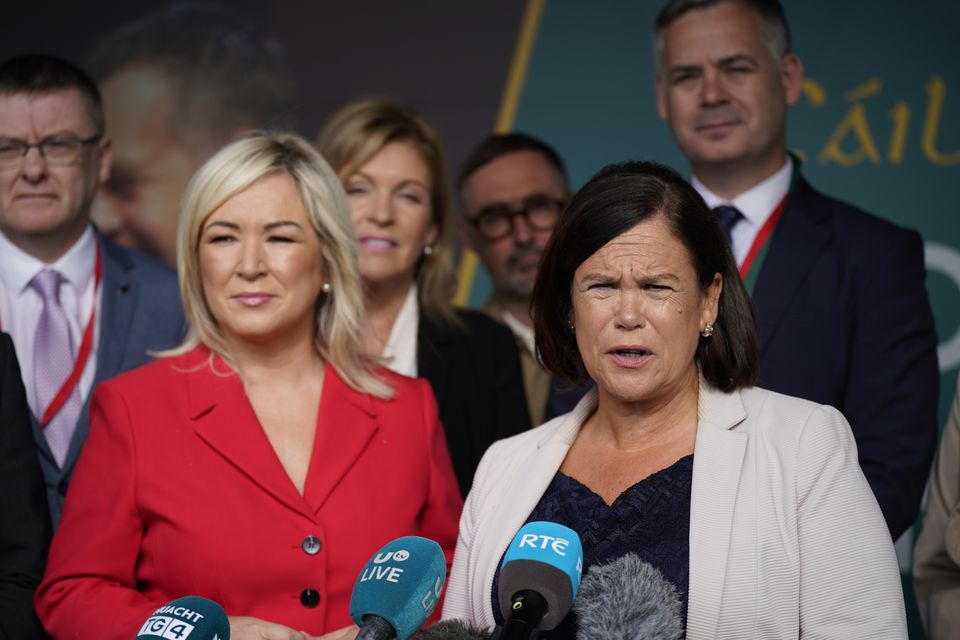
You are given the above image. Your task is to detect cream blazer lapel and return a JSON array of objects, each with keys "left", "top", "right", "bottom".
[
  {"left": 687, "top": 383, "right": 748, "bottom": 639},
  {"left": 453, "top": 391, "right": 597, "bottom": 628}
]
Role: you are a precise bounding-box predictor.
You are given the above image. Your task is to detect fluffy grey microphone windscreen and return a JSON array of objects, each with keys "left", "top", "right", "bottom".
[
  {"left": 414, "top": 619, "right": 491, "bottom": 639},
  {"left": 573, "top": 553, "right": 683, "bottom": 640}
]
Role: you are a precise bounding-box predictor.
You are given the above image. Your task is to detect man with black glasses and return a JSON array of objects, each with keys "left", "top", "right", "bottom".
[
  {"left": 459, "top": 132, "right": 588, "bottom": 425},
  {"left": 0, "top": 55, "right": 183, "bottom": 526}
]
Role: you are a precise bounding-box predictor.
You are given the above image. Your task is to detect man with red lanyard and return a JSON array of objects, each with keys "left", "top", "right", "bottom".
[
  {"left": 653, "top": 0, "right": 939, "bottom": 540},
  {"left": 0, "top": 55, "right": 183, "bottom": 527}
]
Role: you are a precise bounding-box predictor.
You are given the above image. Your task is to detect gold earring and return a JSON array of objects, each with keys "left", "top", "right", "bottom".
[{"left": 701, "top": 323, "right": 714, "bottom": 338}]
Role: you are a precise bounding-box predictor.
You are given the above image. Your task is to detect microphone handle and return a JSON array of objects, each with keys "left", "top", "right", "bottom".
[
  {"left": 357, "top": 614, "right": 397, "bottom": 640},
  {"left": 499, "top": 590, "right": 549, "bottom": 640}
]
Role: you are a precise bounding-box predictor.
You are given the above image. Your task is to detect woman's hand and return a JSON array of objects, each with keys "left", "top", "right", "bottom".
[
  {"left": 228, "top": 616, "right": 312, "bottom": 640},
  {"left": 316, "top": 625, "right": 359, "bottom": 640},
  {"left": 228, "top": 617, "right": 359, "bottom": 640}
]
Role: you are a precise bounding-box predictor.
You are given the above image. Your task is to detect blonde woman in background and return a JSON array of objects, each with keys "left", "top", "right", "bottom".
[{"left": 317, "top": 98, "right": 530, "bottom": 496}]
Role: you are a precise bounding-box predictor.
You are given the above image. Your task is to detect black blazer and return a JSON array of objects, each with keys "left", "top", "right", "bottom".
[
  {"left": 753, "top": 174, "right": 939, "bottom": 538},
  {"left": 0, "top": 332, "right": 51, "bottom": 639},
  {"left": 418, "top": 308, "right": 531, "bottom": 496}
]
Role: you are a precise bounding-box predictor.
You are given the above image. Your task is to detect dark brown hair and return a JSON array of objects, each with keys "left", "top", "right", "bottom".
[
  {"left": 0, "top": 55, "right": 104, "bottom": 136},
  {"left": 531, "top": 160, "right": 760, "bottom": 392},
  {"left": 456, "top": 132, "right": 569, "bottom": 204}
]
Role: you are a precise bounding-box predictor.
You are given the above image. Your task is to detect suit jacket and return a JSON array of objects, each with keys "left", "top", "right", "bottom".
[
  {"left": 442, "top": 382, "right": 906, "bottom": 639},
  {"left": 36, "top": 347, "right": 463, "bottom": 639},
  {"left": 0, "top": 332, "right": 51, "bottom": 639},
  {"left": 914, "top": 376, "right": 960, "bottom": 639},
  {"left": 418, "top": 308, "right": 530, "bottom": 495},
  {"left": 481, "top": 299, "right": 551, "bottom": 426},
  {"left": 752, "top": 174, "right": 939, "bottom": 538},
  {"left": 481, "top": 299, "right": 591, "bottom": 427},
  {"left": 31, "top": 231, "right": 184, "bottom": 526}
]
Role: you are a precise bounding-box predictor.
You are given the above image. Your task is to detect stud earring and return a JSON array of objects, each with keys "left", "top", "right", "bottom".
[
  {"left": 322, "top": 282, "right": 332, "bottom": 293},
  {"left": 423, "top": 245, "right": 434, "bottom": 256},
  {"left": 700, "top": 322, "right": 714, "bottom": 338}
]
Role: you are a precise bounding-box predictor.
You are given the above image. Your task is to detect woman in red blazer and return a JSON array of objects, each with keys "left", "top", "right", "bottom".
[{"left": 35, "top": 133, "right": 463, "bottom": 639}]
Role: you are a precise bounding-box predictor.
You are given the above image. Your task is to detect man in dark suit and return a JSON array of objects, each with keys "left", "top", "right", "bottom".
[
  {"left": 0, "top": 55, "right": 184, "bottom": 526},
  {"left": 653, "top": 0, "right": 939, "bottom": 538},
  {"left": 0, "top": 333, "right": 50, "bottom": 638}
]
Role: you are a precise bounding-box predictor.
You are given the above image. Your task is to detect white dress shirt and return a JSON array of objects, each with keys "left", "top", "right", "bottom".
[
  {"left": 693, "top": 157, "right": 792, "bottom": 267},
  {"left": 381, "top": 284, "right": 420, "bottom": 377},
  {"left": 0, "top": 227, "right": 102, "bottom": 415},
  {"left": 500, "top": 309, "right": 535, "bottom": 358}
]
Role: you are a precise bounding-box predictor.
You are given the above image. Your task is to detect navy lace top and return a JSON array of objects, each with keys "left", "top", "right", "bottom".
[{"left": 491, "top": 454, "right": 693, "bottom": 639}]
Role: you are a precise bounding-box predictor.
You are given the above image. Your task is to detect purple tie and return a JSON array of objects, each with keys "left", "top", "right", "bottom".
[{"left": 30, "top": 269, "right": 83, "bottom": 468}]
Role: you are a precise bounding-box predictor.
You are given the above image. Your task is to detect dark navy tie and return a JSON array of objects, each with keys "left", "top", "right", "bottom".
[{"left": 712, "top": 205, "right": 744, "bottom": 247}]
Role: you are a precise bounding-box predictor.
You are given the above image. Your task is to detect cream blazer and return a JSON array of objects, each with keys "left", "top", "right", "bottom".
[
  {"left": 442, "top": 381, "right": 906, "bottom": 639},
  {"left": 913, "top": 376, "right": 960, "bottom": 639}
]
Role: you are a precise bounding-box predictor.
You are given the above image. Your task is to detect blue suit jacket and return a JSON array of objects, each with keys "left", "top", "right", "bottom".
[
  {"left": 32, "top": 231, "right": 184, "bottom": 527},
  {"left": 752, "top": 174, "right": 939, "bottom": 538}
]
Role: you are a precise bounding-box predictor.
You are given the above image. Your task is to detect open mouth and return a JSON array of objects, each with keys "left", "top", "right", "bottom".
[
  {"left": 612, "top": 348, "right": 650, "bottom": 356},
  {"left": 360, "top": 237, "right": 397, "bottom": 252}
]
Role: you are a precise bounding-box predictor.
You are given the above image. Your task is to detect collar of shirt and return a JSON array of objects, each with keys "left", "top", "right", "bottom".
[
  {"left": 382, "top": 283, "right": 420, "bottom": 377},
  {"left": 0, "top": 225, "right": 100, "bottom": 411},
  {"left": 692, "top": 157, "right": 792, "bottom": 265},
  {"left": 0, "top": 225, "right": 97, "bottom": 299},
  {"left": 501, "top": 308, "right": 535, "bottom": 357}
]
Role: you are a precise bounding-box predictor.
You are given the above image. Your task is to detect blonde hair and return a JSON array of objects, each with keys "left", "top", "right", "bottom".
[
  {"left": 316, "top": 97, "right": 459, "bottom": 326},
  {"left": 161, "top": 131, "right": 392, "bottom": 399}
]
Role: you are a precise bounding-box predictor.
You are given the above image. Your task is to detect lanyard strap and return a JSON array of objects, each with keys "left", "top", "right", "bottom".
[
  {"left": 40, "top": 245, "right": 101, "bottom": 426},
  {"left": 1, "top": 247, "right": 104, "bottom": 427},
  {"left": 739, "top": 192, "right": 788, "bottom": 290}
]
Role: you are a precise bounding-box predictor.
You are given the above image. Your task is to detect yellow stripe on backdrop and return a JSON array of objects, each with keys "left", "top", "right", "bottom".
[{"left": 454, "top": 0, "right": 547, "bottom": 306}]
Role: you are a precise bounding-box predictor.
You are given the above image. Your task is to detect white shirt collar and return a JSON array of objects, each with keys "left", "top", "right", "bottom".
[
  {"left": 0, "top": 225, "right": 97, "bottom": 296},
  {"left": 501, "top": 308, "right": 535, "bottom": 357},
  {"left": 382, "top": 283, "right": 420, "bottom": 377},
  {"left": 692, "top": 156, "right": 792, "bottom": 228}
]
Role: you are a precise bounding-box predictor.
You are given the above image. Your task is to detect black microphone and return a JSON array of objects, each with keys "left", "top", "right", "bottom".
[
  {"left": 497, "top": 522, "right": 583, "bottom": 640},
  {"left": 573, "top": 553, "right": 682, "bottom": 640},
  {"left": 135, "top": 596, "right": 230, "bottom": 639},
  {"left": 413, "top": 619, "right": 492, "bottom": 640}
]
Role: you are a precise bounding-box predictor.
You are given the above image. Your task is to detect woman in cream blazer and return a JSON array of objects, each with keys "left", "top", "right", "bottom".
[
  {"left": 443, "top": 383, "right": 905, "bottom": 638},
  {"left": 442, "top": 161, "right": 905, "bottom": 639}
]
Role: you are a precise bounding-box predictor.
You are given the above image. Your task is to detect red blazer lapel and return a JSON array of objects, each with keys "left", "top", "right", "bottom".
[
  {"left": 186, "top": 351, "right": 314, "bottom": 519},
  {"left": 303, "top": 363, "right": 379, "bottom": 512}
]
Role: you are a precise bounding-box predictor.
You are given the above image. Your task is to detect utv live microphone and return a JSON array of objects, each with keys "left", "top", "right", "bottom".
[
  {"left": 135, "top": 596, "right": 230, "bottom": 640},
  {"left": 350, "top": 536, "right": 447, "bottom": 640},
  {"left": 573, "top": 553, "right": 683, "bottom": 640},
  {"left": 498, "top": 521, "right": 583, "bottom": 640}
]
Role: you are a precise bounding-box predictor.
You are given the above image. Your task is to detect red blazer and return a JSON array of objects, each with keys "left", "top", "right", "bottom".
[{"left": 36, "top": 347, "right": 463, "bottom": 638}]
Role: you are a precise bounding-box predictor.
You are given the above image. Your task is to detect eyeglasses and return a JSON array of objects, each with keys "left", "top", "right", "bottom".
[
  {"left": 0, "top": 135, "right": 101, "bottom": 169},
  {"left": 468, "top": 193, "right": 564, "bottom": 242}
]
